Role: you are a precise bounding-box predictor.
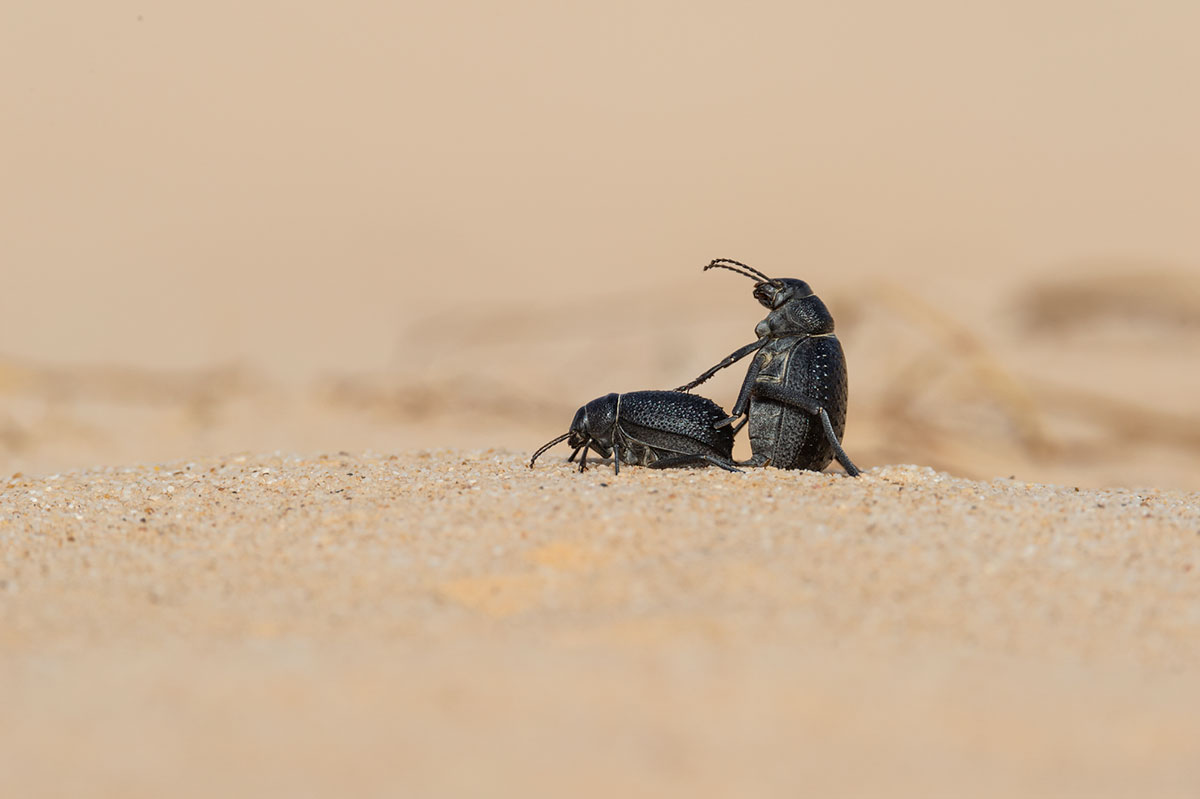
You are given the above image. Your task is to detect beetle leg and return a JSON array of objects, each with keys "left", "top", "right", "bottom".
[
  {"left": 674, "top": 339, "right": 767, "bottom": 392},
  {"left": 736, "top": 454, "right": 770, "bottom": 468},
  {"left": 750, "top": 383, "right": 862, "bottom": 477},
  {"left": 730, "top": 356, "right": 763, "bottom": 418},
  {"left": 578, "top": 444, "right": 590, "bottom": 472},
  {"left": 647, "top": 454, "right": 742, "bottom": 473},
  {"left": 608, "top": 427, "right": 626, "bottom": 475},
  {"left": 751, "top": 382, "right": 822, "bottom": 414},
  {"left": 817, "top": 407, "right": 861, "bottom": 476},
  {"left": 567, "top": 445, "right": 584, "bottom": 463}
]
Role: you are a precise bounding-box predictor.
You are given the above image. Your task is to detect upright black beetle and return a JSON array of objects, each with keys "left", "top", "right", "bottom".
[
  {"left": 677, "top": 258, "right": 862, "bottom": 476},
  {"left": 530, "top": 390, "right": 739, "bottom": 474}
]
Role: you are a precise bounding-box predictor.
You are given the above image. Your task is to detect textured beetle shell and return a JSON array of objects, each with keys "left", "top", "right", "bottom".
[
  {"left": 616, "top": 390, "right": 735, "bottom": 465},
  {"left": 747, "top": 334, "right": 848, "bottom": 470}
]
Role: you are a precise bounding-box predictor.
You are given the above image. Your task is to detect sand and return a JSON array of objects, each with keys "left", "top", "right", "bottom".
[
  {"left": 5, "top": 2, "right": 1200, "bottom": 795},
  {"left": 2, "top": 451, "right": 1198, "bottom": 797}
]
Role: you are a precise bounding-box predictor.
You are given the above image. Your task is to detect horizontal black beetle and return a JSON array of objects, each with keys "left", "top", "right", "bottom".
[
  {"left": 529, "top": 390, "right": 739, "bottom": 474},
  {"left": 678, "top": 258, "right": 861, "bottom": 476}
]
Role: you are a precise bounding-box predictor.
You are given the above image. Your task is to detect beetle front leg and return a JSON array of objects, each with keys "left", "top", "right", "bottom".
[{"left": 675, "top": 339, "right": 767, "bottom": 392}]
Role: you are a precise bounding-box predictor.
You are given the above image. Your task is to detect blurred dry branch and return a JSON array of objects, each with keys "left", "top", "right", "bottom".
[
  {"left": 833, "top": 273, "right": 1200, "bottom": 484},
  {"left": 864, "top": 282, "right": 1054, "bottom": 456},
  {"left": 4, "top": 265, "right": 1200, "bottom": 488},
  {"left": 1018, "top": 268, "right": 1200, "bottom": 333},
  {"left": 1030, "top": 381, "right": 1200, "bottom": 457}
]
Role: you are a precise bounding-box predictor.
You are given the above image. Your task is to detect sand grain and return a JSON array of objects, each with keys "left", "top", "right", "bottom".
[{"left": 2, "top": 451, "right": 1198, "bottom": 797}]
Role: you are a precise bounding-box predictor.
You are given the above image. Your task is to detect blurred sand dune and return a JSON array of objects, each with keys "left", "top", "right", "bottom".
[
  {"left": 5, "top": 260, "right": 1200, "bottom": 487},
  {"left": 4, "top": 2, "right": 1199, "bottom": 486},
  {"left": 4, "top": 2, "right": 1200, "bottom": 486}
]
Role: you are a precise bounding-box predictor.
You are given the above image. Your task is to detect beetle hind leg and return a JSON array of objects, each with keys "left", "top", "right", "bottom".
[
  {"left": 648, "top": 454, "right": 742, "bottom": 473},
  {"left": 818, "top": 407, "right": 860, "bottom": 477},
  {"left": 751, "top": 382, "right": 862, "bottom": 477}
]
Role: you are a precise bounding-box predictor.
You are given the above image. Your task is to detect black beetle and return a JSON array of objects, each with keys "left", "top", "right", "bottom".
[
  {"left": 677, "top": 258, "right": 861, "bottom": 476},
  {"left": 529, "top": 390, "right": 740, "bottom": 474}
]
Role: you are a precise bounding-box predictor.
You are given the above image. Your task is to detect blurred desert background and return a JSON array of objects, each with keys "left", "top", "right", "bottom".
[
  {"left": 4, "top": 2, "right": 1200, "bottom": 797},
  {"left": 3, "top": 0, "right": 1199, "bottom": 488}
]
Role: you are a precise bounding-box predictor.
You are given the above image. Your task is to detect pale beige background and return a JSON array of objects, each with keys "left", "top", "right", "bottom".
[{"left": 3, "top": 1, "right": 1199, "bottom": 486}]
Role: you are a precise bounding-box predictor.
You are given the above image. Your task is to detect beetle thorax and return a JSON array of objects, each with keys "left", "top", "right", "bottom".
[{"left": 756, "top": 293, "right": 835, "bottom": 338}]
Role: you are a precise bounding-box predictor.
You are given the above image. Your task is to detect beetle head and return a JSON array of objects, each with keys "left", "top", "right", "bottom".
[
  {"left": 574, "top": 394, "right": 618, "bottom": 454},
  {"left": 753, "top": 277, "right": 814, "bottom": 309},
  {"left": 529, "top": 393, "right": 618, "bottom": 469},
  {"left": 704, "top": 258, "right": 812, "bottom": 309},
  {"left": 566, "top": 405, "right": 590, "bottom": 449}
]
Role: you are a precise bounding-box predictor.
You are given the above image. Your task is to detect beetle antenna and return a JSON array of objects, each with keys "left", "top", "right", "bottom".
[
  {"left": 704, "top": 258, "right": 773, "bottom": 282},
  {"left": 704, "top": 261, "right": 757, "bottom": 281},
  {"left": 529, "top": 432, "right": 572, "bottom": 467}
]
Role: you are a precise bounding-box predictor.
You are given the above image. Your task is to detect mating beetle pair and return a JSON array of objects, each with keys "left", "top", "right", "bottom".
[{"left": 530, "top": 258, "right": 861, "bottom": 477}]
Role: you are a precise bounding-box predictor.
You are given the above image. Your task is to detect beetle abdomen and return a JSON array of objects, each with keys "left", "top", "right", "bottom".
[
  {"left": 749, "top": 335, "right": 848, "bottom": 470},
  {"left": 618, "top": 391, "right": 735, "bottom": 458}
]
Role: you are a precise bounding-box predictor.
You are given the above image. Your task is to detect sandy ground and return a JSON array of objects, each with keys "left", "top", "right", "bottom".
[
  {"left": 4, "top": 2, "right": 1200, "bottom": 491},
  {"left": 5, "top": 2, "right": 1200, "bottom": 796},
  {"left": 2, "top": 451, "right": 1199, "bottom": 797}
]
